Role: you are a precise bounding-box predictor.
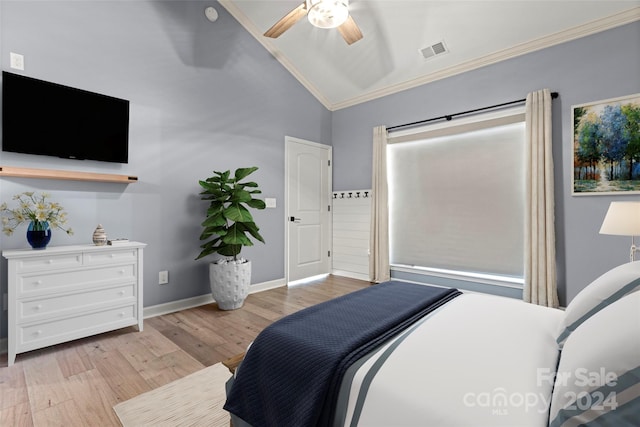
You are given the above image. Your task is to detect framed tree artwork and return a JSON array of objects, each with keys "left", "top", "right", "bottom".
[{"left": 572, "top": 93, "right": 640, "bottom": 195}]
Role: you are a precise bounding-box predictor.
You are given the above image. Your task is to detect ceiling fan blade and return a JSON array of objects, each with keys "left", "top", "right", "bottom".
[
  {"left": 264, "top": 3, "right": 308, "bottom": 39},
  {"left": 338, "top": 15, "right": 363, "bottom": 45}
]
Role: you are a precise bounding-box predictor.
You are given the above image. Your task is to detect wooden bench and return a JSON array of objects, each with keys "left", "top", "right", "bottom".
[{"left": 222, "top": 352, "right": 245, "bottom": 375}]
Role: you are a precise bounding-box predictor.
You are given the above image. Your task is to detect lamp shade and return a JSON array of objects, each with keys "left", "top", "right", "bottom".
[{"left": 599, "top": 202, "right": 640, "bottom": 236}]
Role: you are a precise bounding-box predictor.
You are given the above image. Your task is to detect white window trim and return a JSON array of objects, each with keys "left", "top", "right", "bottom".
[{"left": 391, "top": 264, "right": 524, "bottom": 289}]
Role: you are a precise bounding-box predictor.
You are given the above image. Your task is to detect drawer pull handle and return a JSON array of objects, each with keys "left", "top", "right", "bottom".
[
  {"left": 34, "top": 304, "right": 43, "bottom": 310},
  {"left": 118, "top": 291, "right": 126, "bottom": 296},
  {"left": 34, "top": 330, "right": 42, "bottom": 336},
  {"left": 34, "top": 280, "right": 43, "bottom": 285},
  {"left": 111, "top": 254, "right": 116, "bottom": 258},
  {"left": 119, "top": 270, "right": 125, "bottom": 274},
  {"left": 118, "top": 312, "right": 125, "bottom": 317},
  {"left": 48, "top": 260, "right": 54, "bottom": 264}
]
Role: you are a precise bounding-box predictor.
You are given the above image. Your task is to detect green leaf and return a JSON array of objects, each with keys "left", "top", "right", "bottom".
[
  {"left": 199, "top": 232, "right": 221, "bottom": 244},
  {"left": 195, "top": 238, "right": 222, "bottom": 259},
  {"left": 223, "top": 232, "right": 252, "bottom": 247},
  {"left": 223, "top": 223, "right": 252, "bottom": 245},
  {"left": 199, "top": 180, "right": 218, "bottom": 191},
  {"left": 235, "top": 167, "right": 258, "bottom": 182},
  {"left": 208, "top": 226, "right": 227, "bottom": 237},
  {"left": 217, "top": 244, "right": 241, "bottom": 258},
  {"left": 206, "top": 202, "right": 224, "bottom": 215},
  {"left": 239, "top": 221, "right": 265, "bottom": 243},
  {"left": 224, "top": 203, "right": 253, "bottom": 222},
  {"left": 231, "top": 189, "right": 252, "bottom": 203},
  {"left": 202, "top": 212, "right": 226, "bottom": 227},
  {"left": 246, "top": 198, "right": 266, "bottom": 209}
]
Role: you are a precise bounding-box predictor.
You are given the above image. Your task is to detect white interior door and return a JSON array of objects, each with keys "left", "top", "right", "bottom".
[{"left": 286, "top": 137, "right": 332, "bottom": 283}]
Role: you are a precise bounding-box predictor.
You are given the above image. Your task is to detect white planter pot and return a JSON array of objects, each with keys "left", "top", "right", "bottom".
[{"left": 209, "top": 260, "right": 251, "bottom": 310}]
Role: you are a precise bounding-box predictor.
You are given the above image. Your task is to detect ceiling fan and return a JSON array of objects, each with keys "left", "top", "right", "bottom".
[{"left": 264, "top": 0, "right": 363, "bottom": 45}]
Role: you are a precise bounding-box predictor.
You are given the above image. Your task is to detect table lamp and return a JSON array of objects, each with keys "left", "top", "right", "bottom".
[{"left": 599, "top": 201, "right": 640, "bottom": 262}]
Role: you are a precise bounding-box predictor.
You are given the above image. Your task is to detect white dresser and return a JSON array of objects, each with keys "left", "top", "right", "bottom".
[{"left": 3, "top": 242, "right": 146, "bottom": 366}]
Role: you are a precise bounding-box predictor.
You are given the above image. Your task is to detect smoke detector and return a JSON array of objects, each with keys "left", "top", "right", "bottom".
[
  {"left": 205, "top": 6, "right": 218, "bottom": 22},
  {"left": 420, "top": 41, "right": 448, "bottom": 60}
]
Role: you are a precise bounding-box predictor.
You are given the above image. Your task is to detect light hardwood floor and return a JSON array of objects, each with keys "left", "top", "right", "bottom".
[{"left": 0, "top": 275, "right": 370, "bottom": 426}]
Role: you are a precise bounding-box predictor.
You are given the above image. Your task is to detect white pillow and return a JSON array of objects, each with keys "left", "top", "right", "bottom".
[
  {"left": 548, "top": 291, "right": 640, "bottom": 427},
  {"left": 557, "top": 261, "right": 640, "bottom": 348}
]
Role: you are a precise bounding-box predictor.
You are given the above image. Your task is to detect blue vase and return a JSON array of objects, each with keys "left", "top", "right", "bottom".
[{"left": 26, "top": 221, "right": 52, "bottom": 249}]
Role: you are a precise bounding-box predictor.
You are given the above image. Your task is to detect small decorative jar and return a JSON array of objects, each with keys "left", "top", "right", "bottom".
[{"left": 92, "top": 224, "right": 107, "bottom": 246}]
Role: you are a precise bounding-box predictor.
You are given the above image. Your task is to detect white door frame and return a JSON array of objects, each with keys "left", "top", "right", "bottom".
[{"left": 284, "top": 136, "right": 332, "bottom": 284}]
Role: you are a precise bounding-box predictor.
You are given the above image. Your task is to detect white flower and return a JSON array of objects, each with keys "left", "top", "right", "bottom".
[{"left": 0, "top": 192, "right": 72, "bottom": 237}]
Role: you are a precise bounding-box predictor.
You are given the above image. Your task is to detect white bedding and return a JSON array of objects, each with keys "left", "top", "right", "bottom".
[{"left": 341, "top": 293, "right": 564, "bottom": 427}]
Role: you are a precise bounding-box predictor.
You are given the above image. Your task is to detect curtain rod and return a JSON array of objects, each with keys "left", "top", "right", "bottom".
[{"left": 387, "top": 92, "right": 559, "bottom": 132}]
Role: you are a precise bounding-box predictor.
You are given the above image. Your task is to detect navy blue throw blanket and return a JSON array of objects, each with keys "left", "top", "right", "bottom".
[{"left": 224, "top": 281, "right": 461, "bottom": 427}]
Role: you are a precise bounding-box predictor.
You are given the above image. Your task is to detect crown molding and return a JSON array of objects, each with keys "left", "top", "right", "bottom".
[
  {"left": 332, "top": 6, "right": 640, "bottom": 110},
  {"left": 219, "top": 2, "right": 639, "bottom": 112}
]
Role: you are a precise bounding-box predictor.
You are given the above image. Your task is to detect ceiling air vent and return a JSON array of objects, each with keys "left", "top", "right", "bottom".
[{"left": 420, "top": 41, "right": 448, "bottom": 60}]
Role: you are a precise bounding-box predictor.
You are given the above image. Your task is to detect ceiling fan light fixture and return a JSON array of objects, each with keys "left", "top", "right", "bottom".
[{"left": 306, "top": 0, "right": 349, "bottom": 29}]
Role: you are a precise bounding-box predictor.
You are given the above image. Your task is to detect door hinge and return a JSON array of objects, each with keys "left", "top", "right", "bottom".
[
  {"left": 328, "top": 250, "right": 331, "bottom": 257},
  {"left": 328, "top": 205, "right": 331, "bottom": 212},
  {"left": 328, "top": 160, "right": 331, "bottom": 167}
]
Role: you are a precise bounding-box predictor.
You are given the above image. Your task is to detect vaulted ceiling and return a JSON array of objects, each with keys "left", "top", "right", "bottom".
[{"left": 219, "top": 1, "right": 639, "bottom": 110}]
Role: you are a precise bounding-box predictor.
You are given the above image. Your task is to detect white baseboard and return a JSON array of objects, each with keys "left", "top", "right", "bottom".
[
  {"left": 0, "top": 278, "right": 287, "bottom": 355},
  {"left": 331, "top": 269, "right": 369, "bottom": 282},
  {"left": 143, "top": 294, "right": 216, "bottom": 319},
  {"left": 143, "top": 277, "right": 286, "bottom": 319}
]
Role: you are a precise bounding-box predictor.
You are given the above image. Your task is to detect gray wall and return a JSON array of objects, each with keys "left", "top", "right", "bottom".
[
  {"left": 0, "top": 0, "right": 637, "bottom": 336},
  {"left": 0, "top": 0, "right": 331, "bottom": 337},
  {"left": 331, "top": 21, "right": 640, "bottom": 306}
]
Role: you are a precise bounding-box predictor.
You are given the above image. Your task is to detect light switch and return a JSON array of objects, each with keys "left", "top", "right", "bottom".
[{"left": 265, "top": 198, "right": 276, "bottom": 208}]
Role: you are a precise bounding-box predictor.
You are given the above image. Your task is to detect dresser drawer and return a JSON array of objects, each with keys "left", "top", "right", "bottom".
[
  {"left": 3, "top": 242, "right": 145, "bottom": 366},
  {"left": 83, "top": 249, "right": 138, "bottom": 266},
  {"left": 14, "top": 253, "right": 83, "bottom": 273},
  {"left": 18, "top": 284, "right": 135, "bottom": 323},
  {"left": 18, "top": 304, "right": 136, "bottom": 349},
  {"left": 18, "top": 264, "right": 136, "bottom": 296}
]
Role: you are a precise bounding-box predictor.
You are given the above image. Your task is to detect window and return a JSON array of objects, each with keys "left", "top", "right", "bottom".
[{"left": 387, "top": 108, "right": 525, "bottom": 286}]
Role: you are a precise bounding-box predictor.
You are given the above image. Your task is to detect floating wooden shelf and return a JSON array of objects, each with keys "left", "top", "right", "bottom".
[{"left": 0, "top": 166, "right": 138, "bottom": 183}]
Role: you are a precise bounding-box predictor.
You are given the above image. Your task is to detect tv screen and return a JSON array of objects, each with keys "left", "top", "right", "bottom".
[{"left": 2, "top": 71, "right": 129, "bottom": 163}]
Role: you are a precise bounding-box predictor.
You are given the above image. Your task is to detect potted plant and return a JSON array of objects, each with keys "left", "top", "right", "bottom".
[{"left": 196, "top": 167, "right": 266, "bottom": 310}]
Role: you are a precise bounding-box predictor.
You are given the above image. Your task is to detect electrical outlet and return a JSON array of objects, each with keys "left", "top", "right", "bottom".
[
  {"left": 159, "top": 270, "right": 169, "bottom": 285},
  {"left": 10, "top": 52, "right": 24, "bottom": 71}
]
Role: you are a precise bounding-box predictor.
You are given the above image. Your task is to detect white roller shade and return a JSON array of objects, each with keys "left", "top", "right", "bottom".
[{"left": 388, "top": 118, "right": 525, "bottom": 279}]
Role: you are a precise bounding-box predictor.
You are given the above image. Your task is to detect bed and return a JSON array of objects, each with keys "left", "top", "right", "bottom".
[{"left": 224, "top": 261, "right": 640, "bottom": 427}]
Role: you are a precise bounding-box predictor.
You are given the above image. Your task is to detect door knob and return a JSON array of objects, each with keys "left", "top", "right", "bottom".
[{"left": 289, "top": 216, "right": 301, "bottom": 223}]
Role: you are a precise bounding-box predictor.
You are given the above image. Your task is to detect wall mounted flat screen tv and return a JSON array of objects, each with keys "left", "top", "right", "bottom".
[{"left": 2, "top": 71, "right": 129, "bottom": 163}]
